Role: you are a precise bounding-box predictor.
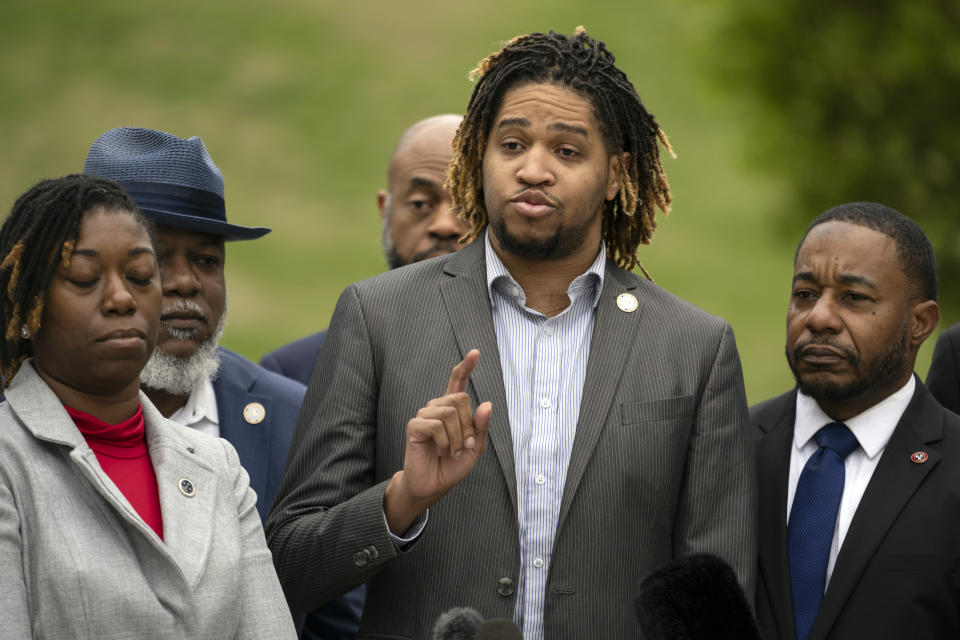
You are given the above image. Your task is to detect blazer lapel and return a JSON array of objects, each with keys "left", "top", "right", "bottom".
[
  {"left": 811, "top": 382, "right": 943, "bottom": 640},
  {"left": 143, "top": 399, "right": 219, "bottom": 588},
  {"left": 755, "top": 392, "right": 799, "bottom": 640},
  {"left": 440, "top": 241, "right": 516, "bottom": 512},
  {"left": 555, "top": 264, "right": 642, "bottom": 533},
  {"left": 7, "top": 363, "right": 167, "bottom": 548},
  {"left": 212, "top": 352, "right": 271, "bottom": 511},
  {"left": 7, "top": 364, "right": 214, "bottom": 586}
]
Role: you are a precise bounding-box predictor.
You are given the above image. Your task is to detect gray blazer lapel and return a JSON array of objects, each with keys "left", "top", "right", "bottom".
[
  {"left": 440, "top": 241, "right": 516, "bottom": 512},
  {"left": 556, "top": 263, "right": 642, "bottom": 532},
  {"left": 755, "top": 394, "right": 798, "bottom": 640},
  {"left": 143, "top": 398, "right": 219, "bottom": 588},
  {"left": 6, "top": 364, "right": 211, "bottom": 575},
  {"left": 7, "top": 364, "right": 165, "bottom": 547},
  {"left": 811, "top": 382, "right": 943, "bottom": 640}
]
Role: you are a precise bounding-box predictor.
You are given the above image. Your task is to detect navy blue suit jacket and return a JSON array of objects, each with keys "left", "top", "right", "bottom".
[
  {"left": 213, "top": 347, "right": 306, "bottom": 523},
  {"left": 258, "top": 336, "right": 366, "bottom": 640},
  {"left": 260, "top": 331, "right": 326, "bottom": 386}
]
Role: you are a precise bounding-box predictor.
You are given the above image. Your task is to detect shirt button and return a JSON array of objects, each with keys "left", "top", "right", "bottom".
[
  {"left": 544, "top": 325, "right": 554, "bottom": 336},
  {"left": 513, "top": 287, "right": 522, "bottom": 298},
  {"left": 535, "top": 474, "right": 546, "bottom": 485},
  {"left": 539, "top": 397, "right": 551, "bottom": 409},
  {"left": 533, "top": 557, "right": 544, "bottom": 568}
]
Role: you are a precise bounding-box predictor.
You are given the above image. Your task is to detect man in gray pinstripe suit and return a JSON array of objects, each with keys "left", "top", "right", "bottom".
[{"left": 267, "top": 29, "right": 756, "bottom": 639}]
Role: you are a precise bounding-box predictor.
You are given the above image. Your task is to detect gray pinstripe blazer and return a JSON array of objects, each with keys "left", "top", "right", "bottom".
[
  {"left": 0, "top": 362, "right": 296, "bottom": 640},
  {"left": 267, "top": 240, "right": 757, "bottom": 639}
]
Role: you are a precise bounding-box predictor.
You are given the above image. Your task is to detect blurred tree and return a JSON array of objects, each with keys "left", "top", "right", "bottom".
[{"left": 717, "top": 0, "right": 960, "bottom": 316}]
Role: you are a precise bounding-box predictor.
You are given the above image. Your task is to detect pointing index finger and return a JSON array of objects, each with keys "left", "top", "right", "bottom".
[{"left": 445, "top": 349, "right": 479, "bottom": 395}]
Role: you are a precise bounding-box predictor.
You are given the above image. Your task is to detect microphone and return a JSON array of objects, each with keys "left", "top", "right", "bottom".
[
  {"left": 432, "top": 607, "right": 484, "bottom": 640},
  {"left": 636, "top": 553, "right": 761, "bottom": 640}
]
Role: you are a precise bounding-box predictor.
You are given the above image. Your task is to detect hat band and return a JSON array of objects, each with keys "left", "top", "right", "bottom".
[{"left": 117, "top": 181, "right": 226, "bottom": 221}]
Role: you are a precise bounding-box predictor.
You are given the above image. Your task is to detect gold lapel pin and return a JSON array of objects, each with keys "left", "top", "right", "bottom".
[
  {"left": 178, "top": 477, "right": 197, "bottom": 498},
  {"left": 243, "top": 402, "right": 266, "bottom": 425},
  {"left": 910, "top": 451, "right": 928, "bottom": 464},
  {"left": 617, "top": 292, "right": 638, "bottom": 313}
]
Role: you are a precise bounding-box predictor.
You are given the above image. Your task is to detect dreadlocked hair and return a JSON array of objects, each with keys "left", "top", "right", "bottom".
[
  {"left": 0, "top": 174, "right": 145, "bottom": 385},
  {"left": 448, "top": 26, "right": 674, "bottom": 277}
]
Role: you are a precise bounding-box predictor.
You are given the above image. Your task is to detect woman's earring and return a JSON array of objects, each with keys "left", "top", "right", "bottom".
[{"left": 19, "top": 325, "right": 30, "bottom": 340}]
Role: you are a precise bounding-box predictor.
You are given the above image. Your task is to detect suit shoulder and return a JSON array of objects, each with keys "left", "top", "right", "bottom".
[
  {"left": 941, "top": 322, "right": 960, "bottom": 342},
  {"left": 749, "top": 390, "right": 795, "bottom": 424},
  {"left": 349, "top": 254, "right": 452, "bottom": 300},
  {"left": 259, "top": 331, "right": 327, "bottom": 385},
  {"left": 931, "top": 322, "right": 960, "bottom": 359},
  {"left": 625, "top": 268, "right": 731, "bottom": 334},
  {"left": 217, "top": 348, "right": 307, "bottom": 403},
  {"left": 261, "top": 331, "right": 326, "bottom": 365}
]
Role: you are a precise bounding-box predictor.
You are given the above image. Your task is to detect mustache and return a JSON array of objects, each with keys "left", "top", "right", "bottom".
[
  {"left": 160, "top": 300, "right": 208, "bottom": 322},
  {"left": 792, "top": 338, "right": 858, "bottom": 363}
]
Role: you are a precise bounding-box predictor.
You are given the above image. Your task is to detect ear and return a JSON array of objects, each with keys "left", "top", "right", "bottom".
[
  {"left": 377, "top": 189, "right": 388, "bottom": 222},
  {"left": 909, "top": 299, "right": 939, "bottom": 349},
  {"left": 605, "top": 152, "right": 630, "bottom": 201}
]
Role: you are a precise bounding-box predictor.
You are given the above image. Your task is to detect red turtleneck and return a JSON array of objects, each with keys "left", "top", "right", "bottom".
[{"left": 66, "top": 404, "right": 164, "bottom": 540}]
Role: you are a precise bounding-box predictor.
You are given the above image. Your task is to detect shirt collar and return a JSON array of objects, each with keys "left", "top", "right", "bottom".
[
  {"left": 169, "top": 376, "right": 219, "bottom": 428},
  {"left": 794, "top": 375, "right": 915, "bottom": 459},
  {"left": 484, "top": 228, "right": 606, "bottom": 310}
]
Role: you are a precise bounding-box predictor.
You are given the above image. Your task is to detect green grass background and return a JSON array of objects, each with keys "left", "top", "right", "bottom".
[{"left": 0, "top": 0, "right": 939, "bottom": 404}]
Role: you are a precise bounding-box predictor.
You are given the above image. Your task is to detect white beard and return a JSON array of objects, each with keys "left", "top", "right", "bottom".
[{"left": 140, "top": 311, "right": 226, "bottom": 396}]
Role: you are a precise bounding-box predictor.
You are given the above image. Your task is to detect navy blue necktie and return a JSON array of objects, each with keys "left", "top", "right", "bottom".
[{"left": 788, "top": 422, "right": 859, "bottom": 640}]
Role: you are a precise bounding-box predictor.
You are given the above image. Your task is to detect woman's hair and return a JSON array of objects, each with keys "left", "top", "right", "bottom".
[
  {"left": 0, "top": 174, "right": 152, "bottom": 384},
  {"left": 447, "top": 27, "right": 674, "bottom": 276}
]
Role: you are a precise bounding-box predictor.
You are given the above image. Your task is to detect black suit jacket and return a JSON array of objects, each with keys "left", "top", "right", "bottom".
[
  {"left": 752, "top": 381, "right": 960, "bottom": 640},
  {"left": 926, "top": 322, "right": 960, "bottom": 415}
]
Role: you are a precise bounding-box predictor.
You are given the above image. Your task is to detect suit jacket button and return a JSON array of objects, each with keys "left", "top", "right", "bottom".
[
  {"left": 366, "top": 545, "right": 379, "bottom": 560},
  {"left": 353, "top": 549, "right": 372, "bottom": 567},
  {"left": 497, "top": 577, "right": 515, "bottom": 597}
]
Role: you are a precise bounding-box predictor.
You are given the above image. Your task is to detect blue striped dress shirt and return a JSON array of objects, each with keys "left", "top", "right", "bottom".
[{"left": 484, "top": 231, "right": 605, "bottom": 640}]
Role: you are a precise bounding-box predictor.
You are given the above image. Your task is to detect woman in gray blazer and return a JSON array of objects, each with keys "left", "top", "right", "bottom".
[{"left": 0, "top": 175, "right": 296, "bottom": 639}]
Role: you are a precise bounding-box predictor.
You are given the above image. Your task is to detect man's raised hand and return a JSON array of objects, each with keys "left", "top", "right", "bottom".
[{"left": 384, "top": 349, "right": 492, "bottom": 535}]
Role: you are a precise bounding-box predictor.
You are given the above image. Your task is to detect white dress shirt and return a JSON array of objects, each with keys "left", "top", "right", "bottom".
[
  {"left": 788, "top": 376, "right": 915, "bottom": 586},
  {"left": 485, "top": 231, "right": 605, "bottom": 640},
  {"left": 380, "top": 232, "right": 605, "bottom": 638},
  {"left": 168, "top": 377, "right": 220, "bottom": 438}
]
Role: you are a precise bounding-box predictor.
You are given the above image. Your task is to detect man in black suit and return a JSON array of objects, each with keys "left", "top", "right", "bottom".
[
  {"left": 925, "top": 323, "right": 960, "bottom": 414},
  {"left": 753, "top": 201, "right": 960, "bottom": 640},
  {"left": 259, "top": 114, "right": 468, "bottom": 384}
]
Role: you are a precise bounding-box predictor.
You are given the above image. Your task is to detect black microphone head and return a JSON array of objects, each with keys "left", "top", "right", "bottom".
[
  {"left": 475, "top": 618, "right": 523, "bottom": 640},
  {"left": 433, "top": 606, "right": 484, "bottom": 640},
  {"left": 636, "top": 553, "right": 761, "bottom": 640}
]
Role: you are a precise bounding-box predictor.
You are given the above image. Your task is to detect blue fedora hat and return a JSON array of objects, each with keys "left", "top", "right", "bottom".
[{"left": 83, "top": 127, "right": 270, "bottom": 241}]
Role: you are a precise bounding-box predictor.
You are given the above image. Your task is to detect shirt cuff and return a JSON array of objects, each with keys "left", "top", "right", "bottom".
[{"left": 384, "top": 508, "right": 429, "bottom": 549}]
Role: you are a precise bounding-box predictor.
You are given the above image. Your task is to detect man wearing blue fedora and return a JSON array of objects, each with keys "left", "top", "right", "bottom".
[{"left": 84, "top": 127, "right": 363, "bottom": 639}]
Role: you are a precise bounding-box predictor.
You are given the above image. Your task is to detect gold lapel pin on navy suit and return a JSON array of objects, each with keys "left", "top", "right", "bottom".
[{"left": 243, "top": 402, "right": 266, "bottom": 424}]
